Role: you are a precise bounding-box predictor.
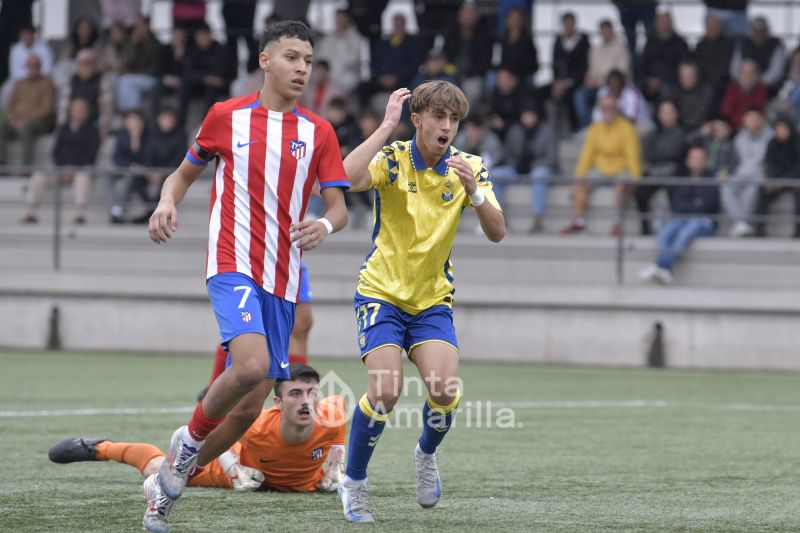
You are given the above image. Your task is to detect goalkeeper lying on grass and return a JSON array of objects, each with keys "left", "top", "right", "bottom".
[{"left": 49, "top": 364, "right": 346, "bottom": 493}]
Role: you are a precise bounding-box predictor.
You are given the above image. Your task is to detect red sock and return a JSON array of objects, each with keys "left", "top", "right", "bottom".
[
  {"left": 208, "top": 345, "right": 228, "bottom": 386},
  {"left": 288, "top": 353, "right": 308, "bottom": 365},
  {"left": 187, "top": 402, "right": 225, "bottom": 442}
]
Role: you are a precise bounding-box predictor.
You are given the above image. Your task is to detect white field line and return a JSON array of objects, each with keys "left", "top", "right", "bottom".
[{"left": 2, "top": 400, "right": 800, "bottom": 418}]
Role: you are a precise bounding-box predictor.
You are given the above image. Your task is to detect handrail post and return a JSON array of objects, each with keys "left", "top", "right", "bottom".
[
  {"left": 53, "top": 169, "right": 62, "bottom": 271},
  {"left": 616, "top": 177, "right": 626, "bottom": 286}
]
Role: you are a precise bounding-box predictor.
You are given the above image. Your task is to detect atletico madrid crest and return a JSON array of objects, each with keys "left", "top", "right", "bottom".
[
  {"left": 290, "top": 139, "right": 306, "bottom": 160},
  {"left": 241, "top": 311, "right": 252, "bottom": 323}
]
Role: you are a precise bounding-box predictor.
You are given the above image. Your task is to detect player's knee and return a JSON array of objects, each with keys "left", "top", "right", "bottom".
[
  {"left": 231, "top": 361, "right": 268, "bottom": 391},
  {"left": 372, "top": 389, "right": 401, "bottom": 412}
]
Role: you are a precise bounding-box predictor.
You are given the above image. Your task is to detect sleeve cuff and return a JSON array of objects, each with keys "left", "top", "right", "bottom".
[
  {"left": 319, "top": 180, "right": 351, "bottom": 190},
  {"left": 186, "top": 149, "right": 208, "bottom": 166}
]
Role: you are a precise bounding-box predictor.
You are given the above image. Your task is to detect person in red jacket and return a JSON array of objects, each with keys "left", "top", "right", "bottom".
[{"left": 720, "top": 59, "right": 768, "bottom": 130}]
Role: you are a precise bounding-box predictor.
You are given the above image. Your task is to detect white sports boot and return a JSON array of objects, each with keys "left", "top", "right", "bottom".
[
  {"left": 157, "top": 426, "right": 200, "bottom": 499},
  {"left": 142, "top": 473, "right": 174, "bottom": 532},
  {"left": 414, "top": 444, "right": 442, "bottom": 508},
  {"left": 337, "top": 476, "right": 375, "bottom": 523}
]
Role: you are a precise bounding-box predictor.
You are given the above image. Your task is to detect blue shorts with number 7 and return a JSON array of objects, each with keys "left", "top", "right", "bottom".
[
  {"left": 207, "top": 272, "right": 294, "bottom": 380},
  {"left": 354, "top": 292, "right": 459, "bottom": 361}
]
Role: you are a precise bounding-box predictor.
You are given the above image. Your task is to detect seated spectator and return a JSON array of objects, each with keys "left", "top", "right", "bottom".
[
  {"left": 57, "top": 48, "right": 113, "bottom": 139},
  {"left": 722, "top": 107, "right": 772, "bottom": 237},
  {"left": 444, "top": 2, "right": 494, "bottom": 104},
  {"left": 730, "top": 16, "right": 786, "bottom": 95},
  {"left": 131, "top": 107, "right": 186, "bottom": 223},
  {"left": 453, "top": 114, "right": 504, "bottom": 170},
  {"left": 755, "top": 116, "right": 800, "bottom": 238},
  {"left": 549, "top": 11, "right": 590, "bottom": 133},
  {"left": 497, "top": 7, "right": 538, "bottom": 83},
  {"left": 2, "top": 23, "right": 53, "bottom": 107},
  {"left": 300, "top": 60, "right": 345, "bottom": 118},
  {"left": 108, "top": 110, "right": 149, "bottom": 223},
  {"left": 151, "top": 27, "right": 189, "bottom": 117},
  {"left": 179, "top": 23, "right": 231, "bottom": 123},
  {"left": 21, "top": 98, "right": 99, "bottom": 225},
  {"left": 487, "top": 69, "right": 526, "bottom": 140},
  {"left": 55, "top": 15, "right": 102, "bottom": 78},
  {"left": 574, "top": 19, "right": 630, "bottom": 130},
  {"left": 562, "top": 95, "right": 642, "bottom": 235},
  {"left": 316, "top": 10, "right": 363, "bottom": 94},
  {"left": 410, "top": 49, "right": 459, "bottom": 91},
  {"left": 641, "top": 11, "right": 689, "bottom": 102},
  {"left": 592, "top": 69, "right": 651, "bottom": 132},
  {"left": 693, "top": 14, "right": 734, "bottom": 97},
  {"left": 116, "top": 15, "right": 161, "bottom": 113},
  {"left": 639, "top": 144, "right": 719, "bottom": 285},
  {"left": 0, "top": 54, "right": 55, "bottom": 168},
  {"left": 692, "top": 116, "right": 738, "bottom": 180},
  {"left": 635, "top": 100, "right": 686, "bottom": 235},
  {"left": 329, "top": 97, "right": 370, "bottom": 227},
  {"left": 491, "top": 102, "right": 557, "bottom": 233},
  {"left": 721, "top": 60, "right": 768, "bottom": 131},
  {"left": 97, "top": 21, "right": 129, "bottom": 78},
  {"left": 671, "top": 61, "right": 715, "bottom": 132}
]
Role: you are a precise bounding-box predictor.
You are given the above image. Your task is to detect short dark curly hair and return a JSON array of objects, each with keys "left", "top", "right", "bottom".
[
  {"left": 273, "top": 364, "right": 320, "bottom": 397},
  {"left": 259, "top": 20, "right": 316, "bottom": 52}
]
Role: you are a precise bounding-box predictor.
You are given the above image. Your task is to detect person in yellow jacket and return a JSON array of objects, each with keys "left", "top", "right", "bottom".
[{"left": 561, "top": 95, "right": 642, "bottom": 235}]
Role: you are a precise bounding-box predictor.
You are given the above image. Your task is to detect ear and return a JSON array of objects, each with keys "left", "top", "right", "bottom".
[
  {"left": 410, "top": 112, "right": 421, "bottom": 129},
  {"left": 273, "top": 395, "right": 281, "bottom": 407},
  {"left": 259, "top": 50, "right": 269, "bottom": 72}
]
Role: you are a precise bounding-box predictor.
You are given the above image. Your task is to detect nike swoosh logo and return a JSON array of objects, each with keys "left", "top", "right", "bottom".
[
  {"left": 237, "top": 140, "right": 257, "bottom": 148},
  {"left": 280, "top": 361, "right": 289, "bottom": 368}
]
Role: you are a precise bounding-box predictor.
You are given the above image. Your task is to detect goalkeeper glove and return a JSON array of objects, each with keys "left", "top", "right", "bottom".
[
  {"left": 219, "top": 450, "right": 265, "bottom": 492},
  {"left": 316, "top": 445, "right": 345, "bottom": 493}
]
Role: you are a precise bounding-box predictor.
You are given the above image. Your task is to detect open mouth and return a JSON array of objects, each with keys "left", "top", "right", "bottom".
[
  {"left": 290, "top": 78, "right": 305, "bottom": 89},
  {"left": 297, "top": 406, "right": 311, "bottom": 416},
  {"left": 436, "top": 135, "right": 449, "bottom": 148}
]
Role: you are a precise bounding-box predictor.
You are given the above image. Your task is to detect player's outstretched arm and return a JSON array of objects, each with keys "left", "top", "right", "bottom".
[
  {"left": 344, "top": 88, "right": 411, "bottom": 192},
  {"left": 446, "top": 156, "right": 506, "bottom": 243},
  {"left": 148, "top": 158, "right": 205, "bottom": 244},
  {"left": 290, "top": 186, "right": 348, "bottom": 251}
]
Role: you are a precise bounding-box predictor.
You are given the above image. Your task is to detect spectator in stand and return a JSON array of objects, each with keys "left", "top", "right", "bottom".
[
  {"left": 704, "top": 0, "right": 749, "bottom": 38},
  {"left": 316, "top": 10, "right": 363, "bottom": 94},
  {"left": 116, "top": 16, "right": 161, "bottom": 113},
  {"left": 444, "top": 2, "right": 494, "bottom": 104},
  {"left": 641, "top": 11, "right": 689, "bottom": 102},
  {"left": 778, "top": 46, "right": 800, "bottom": 126},
  {"left": 59, "top": 16, "right": 101, "bottom": 63},
  {"left": 97, "top": 21, "right": 128, "bottom": 78},
  {"left": 721, "top": 59, "right": 768, "bottom": 131},
  {"left": 453, "top": 114, "right": 504, "bottom": 172},
  {"left": 101, "top": 0, "right": 141, "bottom": 30},
  {"left": 592, "top": 69, "right": 651, "bottom": 133},
  {"left": 347, "top": 0, "right": 389, "bottom": 82},
  {"left": 328, "top": 97, "right": 370, "bottom": 227},
  {"left": 491, "top": 102, "right": 557, "bottom": 233},
  {"left": 692, "top": 14, "right": 734, "bottom": 98},
  {"left": 562, "top": 95, "right": 641, "bottom": 235},
  {"left": 498, "top": 7, "right": 538, "bottom": 84},
  {"left": 414, "top": 0, "right": 462, "bottom": 57},
  {"left": 151, "top": 27, "right": 189, "bottom": 119},
  {"left": 0, "top": 54, "right": 55, "bottom": 168},
  {"left": 635, "top": 100, "right": 686, "bottom": 235},
  {"left": 108, "top": 110, "right": 149, "bottom": 224},
  {"left": 0, "top": 0, "right": 34, "bottom": 86},
  {"left": 21, "top": 98, "right": 98, "bottom": 225},
  {"left": 730, "top": 16, "right": 786, "bottom": 95},
  {"left": 300, "top": 60, "right": 345, "bottom": 119},
  {"left": 410, "top": 49, "right": 459, "bottom": 91},
  {"left": 2, "top": 23, "right": 54, "bottom": 108},
  {"left": 755, "top": 116, "right": 800, "bottom": 238},
  {"left": 693, "top": 116, "right": 738, "bottom": 181},
  {"left": 549, "top": 11, "right": 590, "bottom": 133},
  {"left": 222, "top": 0, "right": 258, "bottom": 74},
  {"left": 487, "top": 68, "right": 527, "bottom": 140},
  {"left": 179, "top": 23, "right": 231, "bottom": 123},
  {"left": 574, "top": 19, "right": 630, "bottom": 130},
  {"left": 613, "top": 0, "right": 656, "bottom": 67},
  {"left": 131, "top": 107, "right": 186, "bottom": 224},
  {"left": 57, "top": 48, "right": 113, "bottom": 139},
  {"left": 172, "top": 0, "right": 207, "bottom": 35},
  {"left": 671, "top": 61, "right": 715, "bottom": 132},
  {"left": 722, "top": 107, "right": 772, "bottom": 237},
  {"left": 272, "top": 0, "right": 311, "bottom": 23},
  {"left": 639, "top": 144, "right": 719, "bottom": 285}
]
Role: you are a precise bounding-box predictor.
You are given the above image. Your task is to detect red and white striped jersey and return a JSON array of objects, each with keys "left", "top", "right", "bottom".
[{"left": 186, "top": 93, "right": 349, "bottom": 302}]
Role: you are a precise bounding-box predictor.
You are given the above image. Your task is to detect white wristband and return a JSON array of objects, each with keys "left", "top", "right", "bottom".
[
  {"left": 317, "top": 217, "right": 333, "bottom": 235},
  {"left": 469, "top": 188, "right": 485, "bottom": 207},
  {"left": 219, "top": 450, "right": 239, "bottom": 474}
]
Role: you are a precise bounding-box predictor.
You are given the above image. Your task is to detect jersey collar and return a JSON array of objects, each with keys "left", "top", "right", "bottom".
[{"left": 410, "top": 137, "right": 450, "bottom": 176}]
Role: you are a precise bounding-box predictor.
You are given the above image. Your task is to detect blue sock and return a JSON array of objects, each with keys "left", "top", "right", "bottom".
[
  {"left": 418, "top": 390, "right": 461, "bottom": 455},
  {"left": 345, "top": 394, "right": 390, "bottom": 481}
]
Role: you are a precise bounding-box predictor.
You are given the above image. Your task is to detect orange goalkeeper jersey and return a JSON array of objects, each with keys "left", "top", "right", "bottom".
[{"left": 189, "top": 395, "right": 346, "bottom": 492}]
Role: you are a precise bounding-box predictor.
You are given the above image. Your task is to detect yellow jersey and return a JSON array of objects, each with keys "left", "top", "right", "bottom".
[{"left": 357, "top": 138, "right": 501, "bottom": 315}]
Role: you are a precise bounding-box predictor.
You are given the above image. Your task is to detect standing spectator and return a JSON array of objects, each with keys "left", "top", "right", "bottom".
[
  {"left": 549, "top": 11, "right": 590, "bottom": 133},
  {"left": 0, "top": 55, "right": 55, "bottom": 168},
  {"left": 116, "top": 16, "right": 162, "bottom": 113},
  {"left": 641, "top": 11, "right": 689, "bottom": 102},
  {"left": 178, "top": 23, "right": 231, "bottom": 122},
  {"left": 172, "top": 0, "right": 206, "bottom": 35},
  {"left": 414, "top": 0, "right": 463, "bottom": 57},
  {"left": 730, "top": 16, "right": 786, "bottom": 95},
  {"left": 299, "top": 60, "right": 345, "bottom": 119},
  {"left": 410, "top": 49, "right": 459, "bottom": 91},
  {"left": 316, "top": 10, "right": 364, "bottom": 94},
  {"left": 21, "top": 98, "right": 99, "bottom": 225},
  {"left": 704, "top": 0, "right": 749, "bottom": 38},
  {"left": 151, "top": 27, "right": 189, "bottom": 119},
  {"left": 671, "top": 61, "right": 715, "bottom": 132},
  {"left": 444, "top": 2, "right": 494, "bottom": 103},
  {"left": 562, "top": 95, "right": 642, "bottom": 235},
  {"left": 57, "top": 48, "right": 114, "bottom": 139},
  {"left": 574, "top": 19, "right": 630, "bottom": 130},
  {"left": 222, "top": 0, "right": 258, "bottom": 74},
  {"left": 639, "top": 145, "right": 719, "bottom": 285},
  {"left": 635, "top": 100, "right": 685, "bottom": 235},
  {"left": 0, "top": 0, "right": 34, "bottom": 86},
  {"left": 720, "top": 59, "right": 768, "bottom": 131},
  {"left": 497, "top": 7, "right": 538, "bottom": 84},
  {"left": 97, "top": 21, "right": 129, "bottom": 78},
  {"left": 592, "top": 69, "right": 651, "bottom": 132},
  {"left": 347, "top": 0, "right": 389, "bottom": 82},
  {"left": 108, "top": 110, "right": 149, "bottom": 223},
  {"left": 692, "top": 14, "right": 734, "bottom": 97},
  {"left": 722, "top": 107, "right": 772, "bottom": 237},
  {"left": 487, "top": 69, "right": 527, "bottom": 140},
  {"left": 492, "top": 102, "right": 557, "bottom": 233},
  {"left": 613, "top": 0, "right": 656, "bottom": 66},
  {"left": 755, "top": 116, "right": 800, "bottom": 238},
  {"left": 101, "top": 0, "right": 141, "bottom": 30}
]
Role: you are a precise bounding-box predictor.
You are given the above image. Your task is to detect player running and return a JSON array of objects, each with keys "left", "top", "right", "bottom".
[
  {"left": 337, "top": 81, "right": 505, "bottom": 522},
  {"left": 145, "top": 21, "right": 348, "bottom": 532},
  {"left": 49, "top": 365, "right": 346, "bottom": 494}
]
